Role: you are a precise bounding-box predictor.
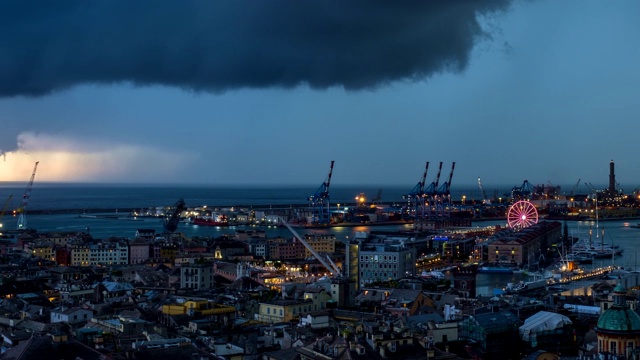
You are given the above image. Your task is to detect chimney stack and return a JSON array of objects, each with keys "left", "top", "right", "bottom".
[{"left": 609, "top": 160, "right": 616, "bottom": 192}]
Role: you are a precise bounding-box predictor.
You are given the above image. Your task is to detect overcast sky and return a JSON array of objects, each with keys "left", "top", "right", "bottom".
[{"left": 1, "top": 0, "right": 639, "bottom": 189}]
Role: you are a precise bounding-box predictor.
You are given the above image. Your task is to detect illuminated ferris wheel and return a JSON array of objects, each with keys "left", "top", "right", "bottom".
[{"left": 507, "top": 200, "right": 538, "bottom": 229}]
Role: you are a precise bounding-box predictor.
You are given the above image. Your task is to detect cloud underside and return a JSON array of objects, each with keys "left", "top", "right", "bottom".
[
  {"left": 0, "top": 1, "right": 512, "bottom": 97},
  {"left": 0, "top": 132, "right": 196, "bottom": 181}
]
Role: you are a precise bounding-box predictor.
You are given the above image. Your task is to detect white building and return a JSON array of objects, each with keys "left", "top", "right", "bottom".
[
  {"left": 71, "top": 241, "right": 129, "bottom": 266},
  {"left": 50, "top": 307, "right": 93, "bottom": 324},
  {"left": 300, "top": 311, "right": 330, "bottom": 329}
]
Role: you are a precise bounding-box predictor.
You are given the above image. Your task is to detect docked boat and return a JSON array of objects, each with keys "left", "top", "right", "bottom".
[
  {"left": 190, "top": 214, "right": 229, "bottom": 227},
  {"left": 565, "top": 252, "right": 594, "bottom": 264},
  {"left": 505, "top": 277, "right": 547, "bottom": 294},
  {"left": 571, "top": 241, "right": 622, "bottom": 258}
]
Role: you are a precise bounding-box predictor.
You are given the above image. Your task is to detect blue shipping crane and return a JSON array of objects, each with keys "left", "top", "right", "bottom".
[{"left": 308, "top": 161, "right": 335, "bottom": 224}]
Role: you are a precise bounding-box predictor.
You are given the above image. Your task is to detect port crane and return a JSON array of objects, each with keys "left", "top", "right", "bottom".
[
  {"left": 163, "top": 198, "right": 186, "bottom": 233},
  {"left": 0, "top": 195, "right": 13, "bottom": 229},
  {"left": 585, "top": 182, "right": 598, "bottom": 200},
  {"left": 423, "top": 162, "right": 443, "bottom": 218},
  {"left": 403, "top": 162, "right": 428, "bottom": 220},
  {"left": 281, "top": 220, "right": 342, "bottom": 278},
  {"left": 371, "top": 188, "right": 383, "bottom": 205},
  {"left": 437, "top": 162, "right": 456, "bottom": 197},
  {"left": 477, "top": 177, "right": 490, "bottom": 204},
  {"left": 308, "top": 161, "right": 334, "bottom": 225},
  {"left": 569, "top": 178, "right": 581, "bottom": 196},
  {"left": 17, "top": 161, "right": 39, "bottom": 230},
  {"left": 510, "top": 179, "right": 533, "bottom": 202},
  {"left": 435, "top": 162, "right": 456, "bottom": 218}
]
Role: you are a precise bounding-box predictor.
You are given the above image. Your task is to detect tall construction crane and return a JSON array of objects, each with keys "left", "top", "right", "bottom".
[
  {"left": 477, "top": 177, "right": 490, "bottom": 204},
  {"left": 0, "top": 195, "right": 13, "bottom": 229},
  {"left": 17, "top": 161, "right": 39, "bottom": 230},
  {"left": 403, "top": 162, "right": 429, "bottom": 220},
  {"left": 308, "top": 160, "right": 334, "bottom": 224}
]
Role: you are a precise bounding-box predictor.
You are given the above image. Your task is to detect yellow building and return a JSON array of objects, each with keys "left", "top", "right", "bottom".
[
  {"left": 302, "top": 234, "right": 336, "bottom": 258},
  {"left": 31, "top": 244, "right": 55, "bottom": 262},
  {"left": 256, "top": 299, "right": 314, "bottom": 323},
  {"left": 160, "top": 243, "right": 179, "bottom": 261},
  {"left": 302, "top": 288, "right": 332, "bottom": 312}
]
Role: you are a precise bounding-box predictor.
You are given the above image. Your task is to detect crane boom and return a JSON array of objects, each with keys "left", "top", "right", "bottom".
[
  {"left": 405, "top": 162, "right": 429, "bottom": 198},
  {"left": 445, "top": 162, "right": 456, "bottom": 194},
  {"left": 420, "top": 162, "right": 429, "bottom": 193},
  {"left": 17, "top": 161, "right": 39, "bottom": 230},
  {"left": 308, "top": 160, "right": 335, "bottom": 224},
  {"left": 282, "top": 220, "right": 342, "bottom": 277},
  {"left": 570, "top": 178, "right": 581, "bottom": 196},
  {"left": 325, "top": 160, "right": 334, "bottom": 191},
  {"left": 433, "top": 162, "right": 443, "bottom": 190}
]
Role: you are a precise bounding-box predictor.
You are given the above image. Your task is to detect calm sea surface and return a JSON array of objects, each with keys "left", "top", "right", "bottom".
[
  {"left": 0, "top": 182, "right": 516, "bottom": 211},
  {"left": 1, "top": 183, "right": 637, "bottom": 295}
]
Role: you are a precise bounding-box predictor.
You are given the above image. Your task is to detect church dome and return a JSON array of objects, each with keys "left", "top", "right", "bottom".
[{"left": 596, "top": 284, "right": 640, "bottom": 333}]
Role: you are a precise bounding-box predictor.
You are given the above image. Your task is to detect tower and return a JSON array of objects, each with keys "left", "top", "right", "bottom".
[{"left": 609, "top": 159, "right": 616, "bottom": 193}]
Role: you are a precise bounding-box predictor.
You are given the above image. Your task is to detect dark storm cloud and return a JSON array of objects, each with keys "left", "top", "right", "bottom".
[{"left": 0, "top": 0, "right": 513, "bottom": 97}]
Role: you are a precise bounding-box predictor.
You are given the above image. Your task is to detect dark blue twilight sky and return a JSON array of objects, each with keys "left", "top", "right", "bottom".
[{"left": 0, "top": 1, "right": 639, "bottom": 188}]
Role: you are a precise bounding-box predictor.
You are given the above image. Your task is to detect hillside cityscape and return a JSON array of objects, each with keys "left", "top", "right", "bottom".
[{"left": 0, "top": 160, "right": 639, "bottom": 360}]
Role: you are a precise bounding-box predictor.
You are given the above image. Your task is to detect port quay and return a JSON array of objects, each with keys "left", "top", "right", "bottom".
[{"left": 3, "top": 161, "right": 640, "bottom": 359}]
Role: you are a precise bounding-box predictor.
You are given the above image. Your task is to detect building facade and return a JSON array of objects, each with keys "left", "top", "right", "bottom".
[
  {"left": 358, "top": 241, "right": 416, "bottom": 287},
  {"left": 180, "top": 260, "right": 214, "bottom": 290}
]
